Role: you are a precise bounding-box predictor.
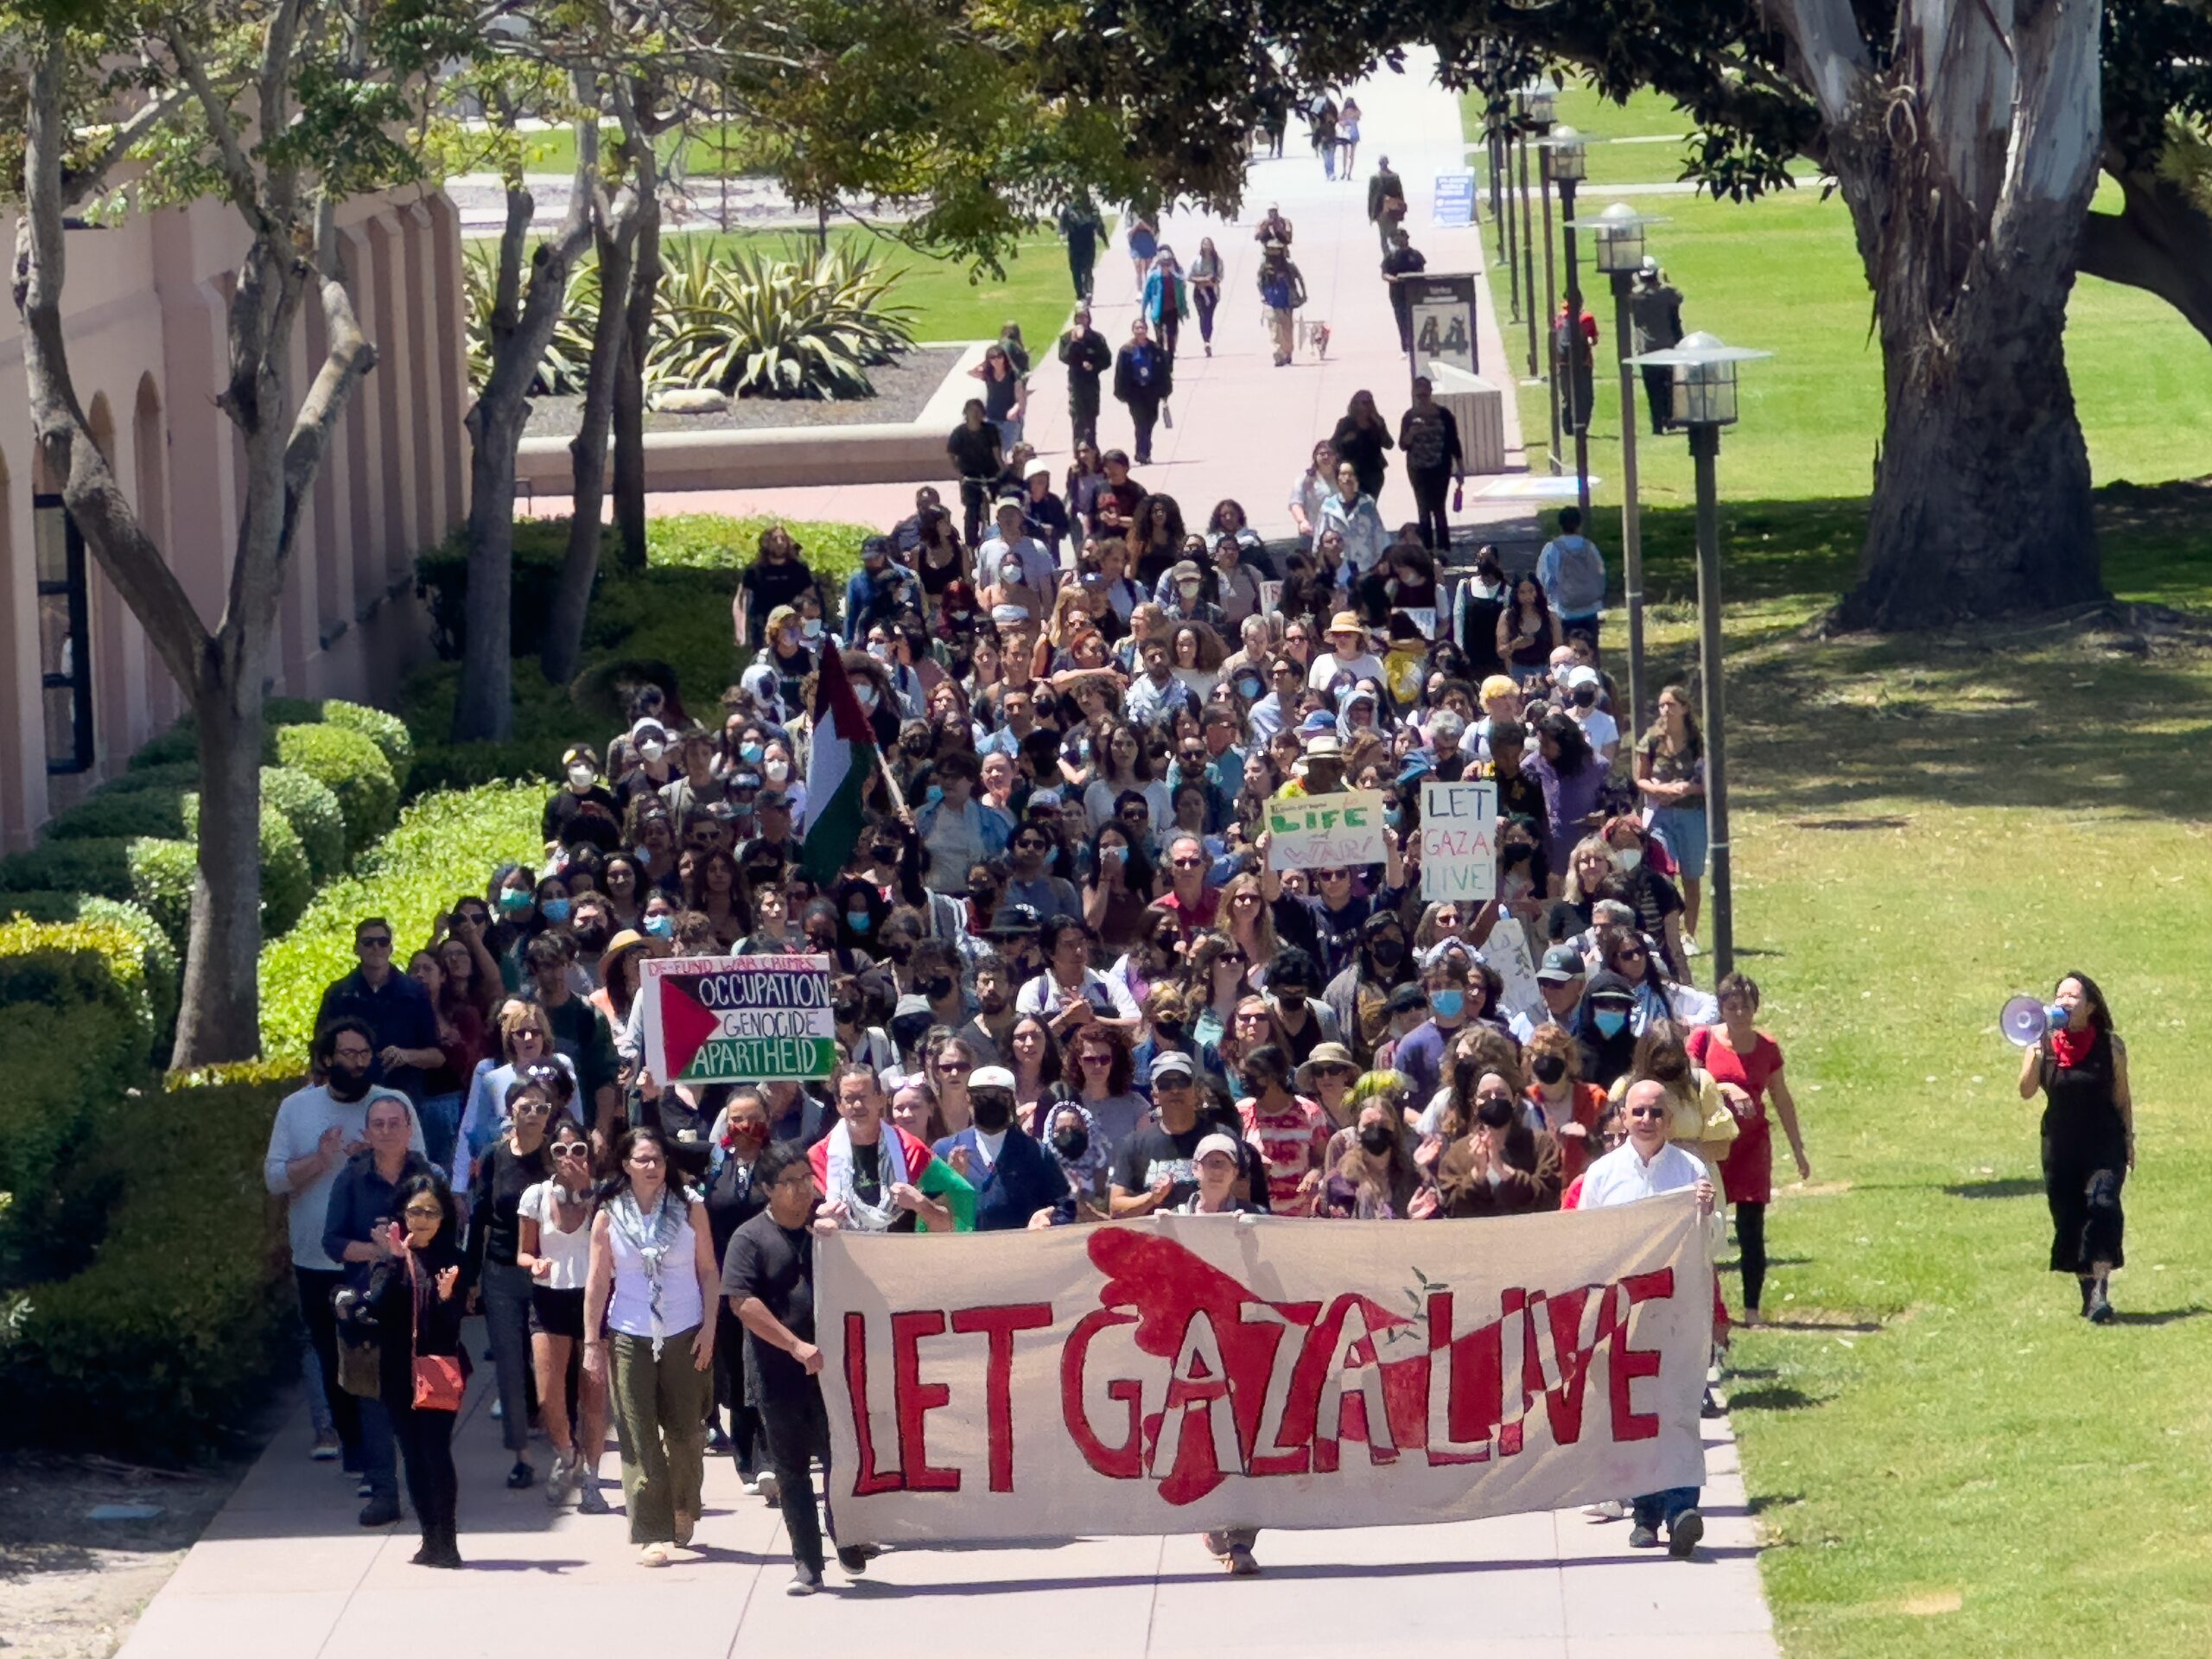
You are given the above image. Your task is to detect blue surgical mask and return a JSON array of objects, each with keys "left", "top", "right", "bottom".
[
  {"left": 1383, "top": 807, "right": 1403, "bottom": 830},
  {"left": 632, "top": 845, "right": 653, "bottom": 864},
  {"left": 801, "top": 618, "right": 824, "bottom": 640},
  {"left": 1430, "top": 989, "right": 1465, "bottom": 1020},
  {"left": 924, "top": 784, "right": 945, "bottom": 807},
  {"left": 1594, "top": 1008, "right": 1628, "bottom": 1038},
  {"left": 1237, "top": 677, "right": 1262, "bottom": 700},
  {"left": 643, "top": 914, "right": 674, "bottom": 938},
  {"left": 540, "top": 898, "right": 572, "bottom": 924},
  {"left": 499, "top": 888, "right": 532, "bottom": 915},
  {"left": 847, "top": 909, "right": 874, "bottom": 934},
  {"left": 740, "top": 741, "right": 766, "bottom": 764}
]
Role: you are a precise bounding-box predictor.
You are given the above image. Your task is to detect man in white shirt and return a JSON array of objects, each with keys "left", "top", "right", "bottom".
[
  {"left": 263, "top": 1018, "right": 424, "bottom": 1488},
  {"left": 1579, "top": 1078, "right": 1714, "bottom": 1559},
  {"left": 1565, "top": 665, "right": 1620, "bottom": 764},
  {"left": 1016, "top": 916, "right": 1141, "bottom": 1033},
  {"left": 1306, "top": 611, "right": 1387, "bottom": 696},
  {"left": 976, "top": 499, "right": 1058, "bottom": 595}
]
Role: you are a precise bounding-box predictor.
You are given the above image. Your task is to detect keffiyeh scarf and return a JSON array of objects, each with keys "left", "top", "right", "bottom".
[
  {"left": 609, "top": 1186, "right": 687, "bottom": 1357},
  {"left": 824, "top": 1120, "right": 911, "bottom": 1233}
]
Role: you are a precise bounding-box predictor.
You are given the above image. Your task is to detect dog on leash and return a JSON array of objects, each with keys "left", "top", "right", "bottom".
[{"left": 1302, "top": 319, "right": 1331, "bottom": 359}]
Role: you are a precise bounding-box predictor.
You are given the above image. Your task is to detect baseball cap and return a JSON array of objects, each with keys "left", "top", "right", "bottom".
[
  {"left": 1194, "top": 1132, "right": 1243, "bottom": 1165},
  {"left": 1537, "top": 946, "right": 1587, "bottom": 984},
  {"left": 861, "top": 536, "right": 892, "bottom": 563},
  {"left": 987, "top": 902, "right": 1043, "bottom": 938},
  {"left": 1567, "top": 665, "right": 1602, "bottom": 690},
  {"left": 990, "top": 603, "right": 1031, "bottom": 626},
  {"left": 1150, "top": 1049, "right": 1196, "bottom": 1080},
  {"left": 968, "top": 1065, "right": 1016, "bottom": 1092},
  {"left": 1298, "top": 710, "right": 1338, "bottom": 739}
]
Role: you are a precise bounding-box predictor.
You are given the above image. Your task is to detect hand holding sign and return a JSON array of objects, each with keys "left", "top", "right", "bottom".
[
  {"left": 1420, "top": 780, "right": 1498, "bottom": 903},
  {"left": 1265, "top": 791, "right": 1388, "bottom": 870}
]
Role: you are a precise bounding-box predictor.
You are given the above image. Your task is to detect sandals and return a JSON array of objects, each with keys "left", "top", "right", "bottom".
[{"left": 639, "top": 1542, "right": 673, "bottom": 1568}]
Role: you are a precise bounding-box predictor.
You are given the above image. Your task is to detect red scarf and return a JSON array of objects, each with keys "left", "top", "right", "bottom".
[{"left": 2050, "top": 1024, "right": 2096, "bottom": 1070}]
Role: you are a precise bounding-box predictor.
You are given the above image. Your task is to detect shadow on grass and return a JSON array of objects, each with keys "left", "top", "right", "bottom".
[
  {"left": 1944, "top": 1179, "right": 2044, "bottom": 1201},
  {"left": 1728, "top": 1385, "right": 1826, "bottom": 1413},
  {"left": 2109, "top": 1306, "right": 2212, "bottom": 1328},
  {"left": 1625, "top": 484, "right": 2212, "bottom": 823}
]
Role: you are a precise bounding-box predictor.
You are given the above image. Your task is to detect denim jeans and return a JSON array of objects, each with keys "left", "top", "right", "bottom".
[
  {"left": 417, "top": 1091, "right": 462, "bottom": 1179},
  {"left": 1632, "top": 1485, "right": 1700, "bottom": 1530},
  {"left": 480, "top": 1260, "right": 537, "bottom": 1455}
]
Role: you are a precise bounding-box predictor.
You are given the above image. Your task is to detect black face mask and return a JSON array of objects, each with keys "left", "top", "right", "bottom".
[
  {"left": 834, "top": 1000, "right": 862, "bottom": 1025},
  {"left": 1369, "top": 938, "right": 1405, "bottom": 969},
  {"left": 1358, "top": 1122, "right": 1395, "bottom": 1155},
  {"left": 1052, "top": 1126, "right": 1090, "bottom": 1161},
  {"left": 327, "top": 1061, "right": 372, "bottom": 1102},
  {"left": 970, "top": 885, "right": 999, "bottom": 912},
  {"left": 1572, "top": 684, "right": 1599, "bottom": 709},
  {"left": 920, "top": 975, "right": 955, "bottom": 1001},
  {"left": 1531, "top": 1054, "right": 1568, "bottom": 1084},
  {"left": 971, "top": 1096, "right": 1014, "bottom": 1134},
  {"left": 1503, "top": 843, "right": 1535, "bottom": 866},
  {"left": 1276, "top": 986, "right": 1308, "bottom": 1006},
  {"left": 1152, "top": 1019, "right": 1187, "bottom": 1043},
  {"left": 573, "top": 923, "right": 611, "bottom": 953},
  {"left": 886, "top": 939, "right": 916, "bottom": 965}
]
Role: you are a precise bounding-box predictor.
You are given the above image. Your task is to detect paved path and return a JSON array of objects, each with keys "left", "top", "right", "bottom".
[
  {"left": 119, "top": 1365, "right": 1777, "bottom": 1659},
  {"left": 522, "top": 52, "right": 1548, "bottom": 552}
]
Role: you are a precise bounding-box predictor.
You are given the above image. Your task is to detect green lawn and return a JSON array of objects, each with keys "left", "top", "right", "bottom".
[
  {"left": 1459, "top": 98, "right": 2212, "bottom": 1659},
  {"left": 665, "top": 226, "right": 1078, "bottom": 352},
  {"left": 1460, "top": 81, "right": 1821, "bottom": 188},
  {"left": 518, "top": 122, "right": 784, "bottom": 180}
]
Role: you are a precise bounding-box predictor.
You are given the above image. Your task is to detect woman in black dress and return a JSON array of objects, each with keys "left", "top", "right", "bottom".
[
  {"left": 371, "top": 1173, "right": 468, "bottom": 1567},
  {"left": 2018, "top": 971, "right": 2133, "bottom": 1323}
]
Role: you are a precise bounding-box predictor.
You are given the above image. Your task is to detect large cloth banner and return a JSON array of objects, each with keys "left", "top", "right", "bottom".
[
  {"left": 817, "top": 1194, "right": 1710, "bottom": 1546},
  {"left": 638, "top": 954, "right": 836, "bottom": 1084},
  {"left": 1266, "top": 790, "right": 1388, "bottom": 870}
]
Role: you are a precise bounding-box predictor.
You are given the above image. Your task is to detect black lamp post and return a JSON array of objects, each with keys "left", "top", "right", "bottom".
[
  {"left": 1624, "top": 331, "right": 1770, "bottom": 981},
  {"left": 1592, "top": 200, "right": 1660, "bottom": 732},
  {"left": 1510, "top": 80, "right": 1554, "bottom": 382},
  {"left": 1540, "top": 124, "right": 1589, "bottom": 514}
]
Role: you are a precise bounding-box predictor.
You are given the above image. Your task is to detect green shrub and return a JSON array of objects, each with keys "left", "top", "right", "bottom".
[
  {"left": 125, "top": 838, "right": 196, "bottom": 950},
  {"left": 274, "top": 723, "right": 398, "bottom": 861},
  {"left": 413, "top": 523, "right": 574, "bottom": 662},
  {"left": 405, "top": 740, "right": 560, "bottom": 796},
  {"left": 0, "top": 893, "right": 179, "bottom": 1046},
  {"left": 252, "top": 766, "right": 347, "bottom": 885},
  {"left": 0, "top": 1072, "right": 297, "bottom": 1459},
  {"left": 45, "top": 785, "right": 191, "bottom": 843},
  {"left": 256, "top": 808, "right": 314, "bottom": 938},
  {"left": 99, "top": 761, "right": 201, "bottom": 795},
  {"left": 0, "top": 919, "right": 152, "bottom": 1282},
  {"left": 126, "top": 722, "right": 205, "bottom": 771},
  {"left": 0, "top": 839, "right": 137, "bottom": 902},
  {"left": 260, "top": 782, "right": 543, "bottom": 1061},
  {"left": 647, "top": 238, "right": 917, "bottom": 399},
  {"left": 320, "top": 699, "right": 413, "bottom": 776}
]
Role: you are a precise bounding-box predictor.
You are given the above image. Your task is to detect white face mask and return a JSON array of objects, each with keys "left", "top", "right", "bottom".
[
  {"left": 567, "top": 764, "right": 595, "bottom": 790},
  {"left": 639, "top": 740, "right": 664, "bottom": 764},
  {"left": 764, "top": 759, "right": 790, "bottom": 783},
  {"left": 1617, "top": 848, "right": 1643, "bottom": 872},
  {"left": 856, "top": 686, "right": 879, "bottom": 712},
  {"left": 801, "top": 618, "right": 823, "bottom": 640}
]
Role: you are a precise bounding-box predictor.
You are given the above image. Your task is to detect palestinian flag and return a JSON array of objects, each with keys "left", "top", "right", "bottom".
[{"left": 799, "top": 644, "right": 878, "bottom": 887}]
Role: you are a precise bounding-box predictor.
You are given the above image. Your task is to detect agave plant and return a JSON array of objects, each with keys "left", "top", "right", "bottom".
[
  {"left": 460, "top": 240, "right": 597, "bottom": 397},
  {"left": 646, "top": 238, "right": 917, "bottom": 400}
]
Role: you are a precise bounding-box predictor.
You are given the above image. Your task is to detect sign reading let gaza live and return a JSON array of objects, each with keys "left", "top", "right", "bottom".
[{"left": 639, "top": 955, "right": 837, "bottom": 1084}]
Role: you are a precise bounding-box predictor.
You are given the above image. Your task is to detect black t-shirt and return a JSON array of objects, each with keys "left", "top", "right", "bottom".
[
  {"left": 472, "top": 1138, "right": 553, "bottom": 1270},
  {"left": 948, "top": 423, "right": 1001, "bottom": 481},
  {"left": 846, "top": 1140, "right": 919, "bottom": 1233},
  {"left": 764, "top": 641, "right": 814, "bottom": 711},
  {"left": 740, "top": 559, "right": 817, "bottom": 645},
  {"left": 1113, "top": 1121, "right": 1208, "bottom": 1208},
  {"left": 1274, "top": 1000, "right": 1327, "bottom": 1065},
  {"left": 721, "top": 1211, "right": 816, "bottom": 1392},
  {"left": 543, "top": 784, "right": 620, "bottom": 849}
]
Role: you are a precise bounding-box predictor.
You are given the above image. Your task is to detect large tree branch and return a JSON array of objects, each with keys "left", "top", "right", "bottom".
[
  {"left": 2079, "top": 164, "right": 2212, "bottom": 342},
  {"left": 61, "top": 79, "right": 190, "bottom": 205},
  {"left": 163, "top": 29, "right": 270, "bottom": 233},
  {"left": 14, "top": 35, "right": 213, "bottom": 694},
  {"left": 1768, "top": 0, "right": 1875, "bottom": 128}
]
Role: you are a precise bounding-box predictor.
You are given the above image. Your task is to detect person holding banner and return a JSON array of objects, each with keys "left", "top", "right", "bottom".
[
  {"left": 808, "top": 1064, "right": 975, "bottom": 1235},
  {"left": 931, "top": 1066, "right": 1070, "bottom": 1231},
  {"left": 1580, "top": 1078, "right": 1715, "bottom": 1559}
]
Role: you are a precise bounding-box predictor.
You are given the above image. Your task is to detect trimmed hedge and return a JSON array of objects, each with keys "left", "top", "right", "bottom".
[
  {"left": 0, "top": 1071, "right": 296, "bottom": 1458},
  {"left": 0, "top": 892, "right": 178, "bottom": 1047},
  {"left": 45, "top": 785, "right": 192, "bottom": 843},
  {"left": 123, "top": 838, "right": 195, "bottom": 950},
  {"left": 128, "top": 807, "right": 311, "bottom": 951},
  {"left": 319, "top": 700, "right": 413, "bottom": 777},
  {"left": 260, "top": 781, "right": 543, "bottom": 1062},
  {"left": 251, "top": 766, "right": 347, "bottom": 885},
  {"left": 0, "top": 837, "right": 139, "bottom": 902},
  {"left": 276, "top": 723, "right": 398, "bottom": 861}
]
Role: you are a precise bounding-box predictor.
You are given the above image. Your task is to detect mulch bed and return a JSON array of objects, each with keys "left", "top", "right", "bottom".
[{"left": 521, "top": 345, "right": 964, "bottom": 436}]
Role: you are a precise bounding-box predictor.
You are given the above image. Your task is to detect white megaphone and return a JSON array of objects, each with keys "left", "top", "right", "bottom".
[{"left": 1999, "top": 995, "right": 2066, "bottom": 1047}]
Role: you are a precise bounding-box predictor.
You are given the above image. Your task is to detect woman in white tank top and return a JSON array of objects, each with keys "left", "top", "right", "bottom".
[{"left": 583, "top": 1126, "right": 719, "bottom": 1567}]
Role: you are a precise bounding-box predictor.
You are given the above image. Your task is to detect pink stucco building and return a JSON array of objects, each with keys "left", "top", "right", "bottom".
[{"left": 0, "top": 186, "right": 469, "bottom": 847}]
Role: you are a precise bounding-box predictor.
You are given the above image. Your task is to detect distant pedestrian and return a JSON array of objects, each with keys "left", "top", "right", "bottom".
[
  {"left": 1113, "top": 318, "right": 1174, "bottom": 466},
  {"left": 1554, "top": 299, "right": 1598, "bottom": 435},
  {"left": 1330, "top": 389, "right": 1395, "bottom": 500},
  {"left": 1535, "top": 507, "right": 1606, "bottom": 652},
  {"left": 1367, "top": 155, "right": 1405, "bottom": 250},
  {"left": 968, "top": 342, "right": 1027, "bottom": 454},
  {"left": 1338, "top": 99, "right": 1363, "bottom": 175},
  {"left": 1188, "top": 238, "right": 1224, "bottom": 357},
  {"left": 1256, "top": 243, "right": 1306, "bottom": 368},
  {"left": 1630, "top": 258, "right": 1686, "bottom": 434},
  {"left": 1381, "top": 228, "right": 1427, "bottom": 353},
  {"left": 1142, "top": 249, "right": 1190, "bottom": 364},
  {"left": 947, "top": 398, "right": 1005, "bottom": 547},
  {"left": 1059, "top": 200, "right": 1103, "bottom": 301},
  {"left": 1126, "top": 212, "right": 1159, "bottom": 292},
  {"left": 1254, "top": 205, "right": 1294, "bottom": 248},
  {"left": 1308, "top": 92, "right": 1338, "bottom": 179},
  {"left": 1398, "top": 378, "right": 1465, "bottom": 553},
  {"left": 1058, "top": 308, "right": 1113, "bottom": 451}
]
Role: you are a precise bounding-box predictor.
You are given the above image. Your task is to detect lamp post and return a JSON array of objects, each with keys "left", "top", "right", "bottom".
[
  {"left": 1492, "top": 96, "right": 1520, "bottom": 322},
  {"left": 1510, "top": 82, "right": 1552, "bottom": 379},
  {"left": 1592, "top": 201, "right": 1660, "bottom": 733},
  {"left": 1540, "top": 125, "right": 1590, "bottom": 514},
  {"left": 1623, "top": 331, "right": 1770, "bottom": 982}
]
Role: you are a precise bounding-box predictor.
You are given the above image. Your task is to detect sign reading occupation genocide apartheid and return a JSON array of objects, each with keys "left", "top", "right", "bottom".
[
  {"left": 639, "top": 954, "right": 836, "bottom": 1084},
  {"left": 1266, "top": 789, "right": 1387, "bottom": 870},
  {"left": 817, "top": 1194, "right": 1711, "bottom": 1545},
  {"left": 1421, "top": 779, "right": 1498, "bottom": 902}
]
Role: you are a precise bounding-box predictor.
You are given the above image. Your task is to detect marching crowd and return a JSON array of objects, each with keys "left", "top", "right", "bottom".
[{"left": 263, "top": 180, "right": 1814, "bottom": 1597}]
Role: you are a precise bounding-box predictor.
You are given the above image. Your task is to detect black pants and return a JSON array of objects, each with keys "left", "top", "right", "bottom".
[
  {"left": 1069, "top": 387, "right": 1101, "bottom": 451},
  {"left": 1193, "top": 287, "right": 1218, "bottom": 344},
  {"left": 296, "top": 1267, "right": 360, "bottom": 1459},
  {"left": 2044, "top": 1132, "right": 2126, "bottom": 1272},
  {"left": 1157, "top": 309, "right": 1180, "bottom": 365},
  {"left": 1127, "top": 398, "right": 1160, "bottom": 463},
  {"left": 1409, "top": 463, "right": 1452, "bottom": 550},
  {"left": 1641, "top": 365, "right": 1674, "bottom": 435},
  {"left": 1392, "top": 299, "right": 1414, "bottom": 353},
  {"left": 958, "top": 476, "right": 993, "bottom": 547},
  {"left": 1734, "top": 1201, "right": 1769, "bottom": 1312},
  {"left": 390, "top": 1395, "right": 459, "bottom": 1549},
  {"left": 712, "top": 1301, "right": 767, "bottom": 1477},
  {"left": 1069, "top": 246, "right": 1095, "bottom": 302},
  {"left": 760, "top": 1382, "right": 837, "bottom": 1574}
]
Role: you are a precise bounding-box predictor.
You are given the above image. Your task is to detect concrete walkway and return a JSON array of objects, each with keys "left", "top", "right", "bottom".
[
  {"left": 118, "top": 1357, "right": 1777, "bottom": 1659},
  {"left": 522, "top": 53, "right": 1547, "bottom": 552}
]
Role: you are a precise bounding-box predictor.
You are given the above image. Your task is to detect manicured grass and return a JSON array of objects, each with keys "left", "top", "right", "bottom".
[
  {"left": 1459, "top": 82, "right": 1821, "bottom": 188},
  {"left": 1459, "top": 97, "right": 2212, "bottom": 1659},
  {"left": 518, "top": 122, "right": 783, "bottom": 180},
  {"left": 667, "top": 226, "right": 1078, "bottom": 355}
]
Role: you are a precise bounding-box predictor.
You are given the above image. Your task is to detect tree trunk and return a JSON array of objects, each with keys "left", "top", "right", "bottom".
[
  {"left": 2078, "top": 162, "right": 2212, "bottom": 346},
  {"left": 543, "top": 209, "right": 636, "bottom": 685},
  {"left": 172, "top": 673, "right": 265, "bottom": 1064},
  {"left": 454, "top": 172, "right": 594, "bottom": 741},
  {"left": 611, "top": 188, "right": 660, "bottom": 574},
  {"left": 1771, "top": 0, "right": 2107, "bottom": 629}
]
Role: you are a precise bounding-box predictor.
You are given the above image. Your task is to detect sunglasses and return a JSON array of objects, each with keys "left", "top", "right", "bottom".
[
  {"left": 1319, "top": 869, "right": 1351, "bottom": 882},
  {"left": 359, "top": 936, "right": 393, "bottom": 950},
  {"left": 404, "top": 1203, "right": 443, "bottom": 1219},
  {"left": 1626, "top": 1106, "right": 1668, "bottom": 1121},
  {"left": 938, "top": 1061, "right": 971, "bottom": 1075},
  {"left": 1171, "top": 855, "right": 1205, "bottom": 868},
  {"left": 1615, "top": 946, "right": 1648, "bottom": 961},
  {"left": 1014, "top": 839, "right": 1047, "bottom": 852},
  {"left": 553, "top": 1142, "right": 589, "bottom": 1159}
]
